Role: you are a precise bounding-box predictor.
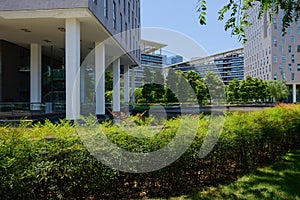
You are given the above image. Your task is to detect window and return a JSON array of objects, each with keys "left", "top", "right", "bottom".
[
  {"left": 104, "top": 0, "right": 108, "bottom": 18},
  {"left": 288, "top": 45, "right": 292, "bottom": 53},
  {"left": 273, "top": 36, "right": 277, "bottom": 46},
  {"left": 274, "top": 55, "right": 277, "bottom": 63},
  {"left": 92, "top": 0, "right": 97, "bottom": 4},
  {"left": 288, "top": 64, "right": 292, "bottom": 71},
  {"left": 113, "top": 1, "right": 116, "bottom": 29},
  {"left": 297, "top": 27, "right": 300, "bottom": 34},
  {"left": 273, "top": 18, "right": 277, "bottom": 29},
  {"left": 274, "top": 73, "right": 277, "bottom": 80},
  {"left": 282, "top": 55, "right": 286, "bottom": 63},
  {"left": 120, "top": 13, "right": 123, "bottom": 34},
  {"left": 282, "top": 73, "right": 286, "bottom": 80},
  {"left": 128, "top": 2, "right": 130, "bottom": 22},
  {"left": 279, "top": 64, "right": 283, "bottom": 72},
  {"left": 297, "top": 45, "right": 300, "bottom": 52},
  {"left": 298, "top": 64, "right": 300, "bottom": 71},
  {"left": 125, "top": 22, "right": 128, "bottom": 44},
  {"left": 292, "top": 54, "right": 295, "bottom": 63},
  {"left": 123, "top": 0, "right": 126, "bottom": 13},
  {"left": 292, "top": 73, "right": 295, "bottom": 80},
  {"left": 291, "top": 36, "right": 295, "bottom": 44},
  {"left": 279, "top": 45, "right": 283, "bottom": 53}
]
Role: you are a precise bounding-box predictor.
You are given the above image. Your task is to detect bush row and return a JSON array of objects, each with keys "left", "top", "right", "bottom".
[{"left": 1, "top": 104, "right": 300, "bottom": 199}]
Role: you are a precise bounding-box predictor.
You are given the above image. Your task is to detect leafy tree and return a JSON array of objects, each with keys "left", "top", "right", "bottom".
[
  {"left": 268, "top": 80, "right": 288, "bottom": 102},
  {"left": 205, "top": 71, "right": 226, "bottom": 103},
  {"left": 184, "top": 70, "right": 208, "bottom": 105},
  {"left": 143, "top": 68, "right": 153, "bottom": 84},
  {"left": 165, "top": 69, "right": 179, "bottom": 103},
  {"left": 197, "top": 0, "right": 300, "bottom": 42},
  {"left": 226, "top": 78, "right": 241, "bottom": 103}
]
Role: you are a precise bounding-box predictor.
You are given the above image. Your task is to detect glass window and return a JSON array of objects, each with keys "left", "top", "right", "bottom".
[
  {"left": 92, "top": 0, "right": 97, "bottom": 4},
  {"left": 273, "top": 36, "right": 277, "bottom": 46},
  {"left": 288, "top": 64, "right": 292, "bottom": 71},
  {"left": 297, "top": 27, "right": 300, "bottom": 34},
  {"left": 297, "top": 45, "right": 300, "bottom": 52},
  {"left": 292, "top": 54, "right": 295, "bottom": 63},
  {"left": 274, "top": 55, "right": 277, "bottom": 63},
  {"left": 292, "top": 73, "right": 295, "bottom": 80},
  {"left": 288, "top": 45, "right": 292, "bottom": 53},
  {"left": 113, "top": 1, "right": 116, "bottom": 29},
  {"left": 282, "top": 73, "right": 286, "bottom": 80},
  {"left": 128, "top": 2, "right": 130, "bottom": 22},
  {"left": 291, "top": 36, "right": 295, "bottom": 44},
  {"left": 298, "top": 64, "right": 300, "bottom": 71},
  {"left": 282, "top": 55, "right": 286, "bottom": 63},
  {"left": 279, "top": 45, "right": 283, "bottom": 53},
  {"left": 123, "top": 0, "right": 126, "bottom": 13},
  {"left": 279, "top": 64, "right": 283, "bottom": 72},
  {"left": 104, "top": 0, "right": 108, "bottom": 18},
  {"left": 274, "top": 73, "right": 277, "bottom": 80},
  {"left": 120, "top": 13, "right": 123, "bottom": 34}
]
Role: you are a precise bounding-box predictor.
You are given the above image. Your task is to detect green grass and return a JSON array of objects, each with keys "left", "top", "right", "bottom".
[{"left": 158, "top": 149, "right": 300, "bottom": 200}]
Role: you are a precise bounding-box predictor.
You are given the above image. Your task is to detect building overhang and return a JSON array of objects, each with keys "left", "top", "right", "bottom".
[{"left": 0, "top": 8, "right": 136, "bottom": 66}]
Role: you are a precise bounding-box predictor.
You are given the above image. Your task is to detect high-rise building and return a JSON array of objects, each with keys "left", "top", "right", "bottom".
[
  {"left": 244, "top": 3, "right": 300, "bottom": 102},
  {"left": 169, "top": 48, "right": 244, "bottom": 85},
  {"left": 0, "top": 0, "right": 141, "bottom": 119}
]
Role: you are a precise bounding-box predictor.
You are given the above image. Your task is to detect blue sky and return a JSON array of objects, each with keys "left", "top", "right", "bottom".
[{"left": 141, "top": 0, "right": 243, "bottom": 57}]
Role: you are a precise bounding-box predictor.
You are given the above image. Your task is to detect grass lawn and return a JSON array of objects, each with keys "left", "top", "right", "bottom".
[{"left": 156, "top": 149, "right": 300, "bottom": 200}]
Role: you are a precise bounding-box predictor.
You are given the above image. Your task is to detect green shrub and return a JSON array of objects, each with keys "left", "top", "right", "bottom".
[{"left": 0, "top": 104, "right": 300, "bottom": 199}]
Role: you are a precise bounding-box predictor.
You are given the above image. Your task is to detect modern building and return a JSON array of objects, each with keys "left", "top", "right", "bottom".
[
  {"left": 0, "top": 0, "right": 141, "bottom": 119},
  {"left": 169, "top": 48, "right": 244, "bottom": 85},
  {"left": 130, "top": 40, "right": 168, "bottom": 88},
  {"left": 244, "top": 3, "right": 300, "bottom": 102}
]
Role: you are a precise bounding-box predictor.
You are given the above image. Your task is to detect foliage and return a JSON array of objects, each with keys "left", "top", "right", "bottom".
[
  {"left": 197, "top": 0, "right": 300, "bottom": 42},
  {"left": 268, "top": 80, "right": 289, "bottom": 102},
  {"left": 1, "top": 105, "right": 300, "bottom": 198},
  {"left": 205, "top": 71, "right": 226, "bottom": 103}
]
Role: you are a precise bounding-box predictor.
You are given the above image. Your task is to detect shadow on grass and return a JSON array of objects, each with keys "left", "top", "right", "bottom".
[{"left": 186, "top": 149, "right": 300, "bottom": 200}]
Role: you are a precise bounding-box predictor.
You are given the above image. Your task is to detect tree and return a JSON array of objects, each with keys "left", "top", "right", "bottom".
[
  {"left": 165, "top": 69, "right": 179, "bottom": 103},
  {"left": 184, "top": 70, "right": 208, "bottom": 105},
  {"left": 268, "top": 80, "right": 288, "bottom": 102},
  {"left": 205, "top": 71, "right": 226, "bottom": 103},
  {"left": 226, "top": 78, "right": 241, "bottom": 103},
  {"left": 143, "top": 68, "right": 153, "bottom": 84},
  {"left": 197, "top": 0, "right": 300, "bottom": 42}
]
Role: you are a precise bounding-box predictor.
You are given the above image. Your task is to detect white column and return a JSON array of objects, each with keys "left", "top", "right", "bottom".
[
  {"left": 30, "top": 43, "right": 41, "bottom": 110},
  {"left": 113, "top": 58, "right": 121, "bottom": 112},
  {"left": 124, "top": 65, "right": 130, "bottom": 105},
  {"left": 131, "top": 67, "right": 136, "bottom": 107},
  {"left": 95, "top": 42, "right": 106, "bottom": 115},
  {"left": 66, "top": 18, "right": 80, "bottom": 120},
  {"left": 293, "top": 84, "right": 297, "bottom": 103}
]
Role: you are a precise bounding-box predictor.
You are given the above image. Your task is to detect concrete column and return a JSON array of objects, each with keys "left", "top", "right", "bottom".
[
  {"left": 30, "top": 43, "right": 41, "bottom": 110},
  {"left": 95, "top": 42, "right": 106, "bottom": 115},
  {"left": 131, "top": 67, "right": 136, "bottom": 107},
  {"left": 66, "top": 18, "right": 80, "bottom": 120},
  {"left": 113, "top": 58, "right": 121, "bottom": 112},
  {"left": 293, "top": 84, "right": 297, "bottom": 103},
  {"left": 124, "top": 65, "right": 130, "bottom": 105}
]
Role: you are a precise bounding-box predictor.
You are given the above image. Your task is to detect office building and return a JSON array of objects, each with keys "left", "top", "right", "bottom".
[
  {"left": 0, "top": 0, "right": 141, "bottom": 119},
  {"left": 169, "top": 48, "right": 244, "bottom": 85},
  {"left": 244, "top": 3, "right": 300, "bottom": 102}
]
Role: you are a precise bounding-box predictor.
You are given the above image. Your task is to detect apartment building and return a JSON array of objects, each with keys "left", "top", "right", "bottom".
[{"left": 0, "top": 0, "right": 141, "bottom": 119}]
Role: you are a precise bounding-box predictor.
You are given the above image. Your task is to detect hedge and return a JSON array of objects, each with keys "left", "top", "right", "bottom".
[{"left": 0, "top": 104, "right": 300, "bottom": 199}]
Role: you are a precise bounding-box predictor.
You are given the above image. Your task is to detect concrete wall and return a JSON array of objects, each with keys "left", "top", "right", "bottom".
[{"left": 0, "top": 0, "right": 88, "bottom": 10}]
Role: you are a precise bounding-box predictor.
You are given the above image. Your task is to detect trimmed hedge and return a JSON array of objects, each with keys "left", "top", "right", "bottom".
[{"left": 0, "top": 104, "right": 300, "bottom": 199}]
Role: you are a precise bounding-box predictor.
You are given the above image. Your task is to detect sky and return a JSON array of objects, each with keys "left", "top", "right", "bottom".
[{"left": 141, "top": 0, "right": 243, "bottom": 59}]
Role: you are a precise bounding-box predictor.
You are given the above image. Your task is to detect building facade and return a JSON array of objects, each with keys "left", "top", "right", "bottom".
[
  {"left": 169, "top": 48, "right": 244, "bottom": 85},
  {"left": 0, "top": 0, "right": 141, "bottom": 119},
  {"left": 244, "top": 3, "right": 300, "bottom": 102}
]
